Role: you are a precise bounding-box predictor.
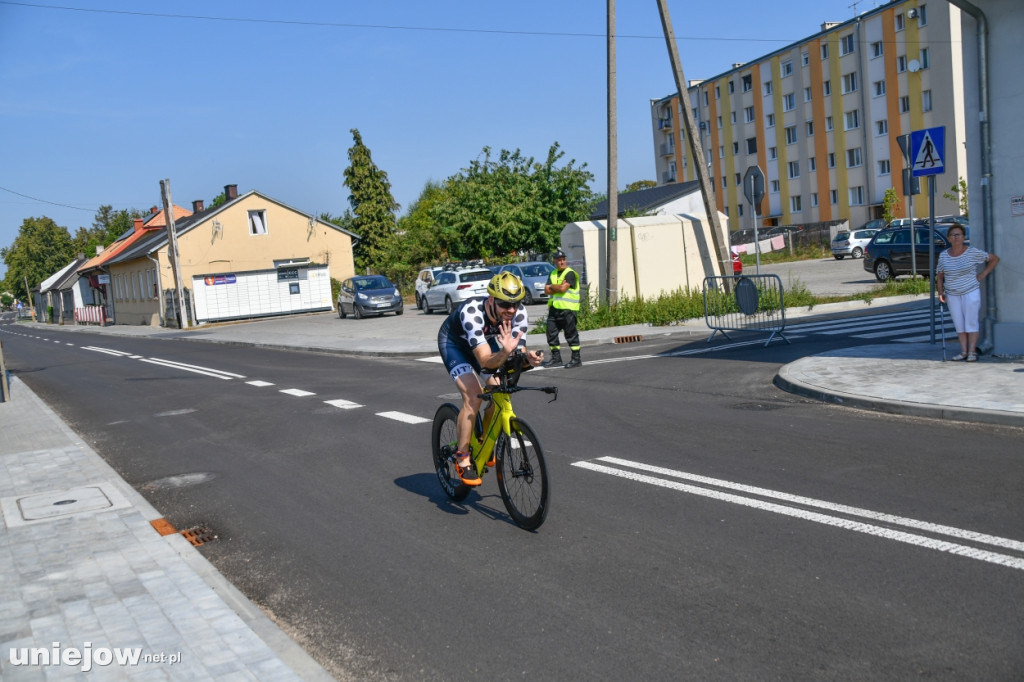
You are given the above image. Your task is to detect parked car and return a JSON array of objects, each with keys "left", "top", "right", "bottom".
[
  {"left": 415, "top": 267, "right": 444, "bottom": 310},
  {"left": 337, "top": 275, "right": 404, "bottom": 319},
  {"left": 498, "top": 261, "right": 555, "bottom": 304},
  {"left": 863, "top": 225, "right": 951, "bottom": 281},
  {"left": 831, "top": 228, "right": 879, "bottom": 259},
  {"left": 421, "top": 267, "right": 493, "bottom": 314}
]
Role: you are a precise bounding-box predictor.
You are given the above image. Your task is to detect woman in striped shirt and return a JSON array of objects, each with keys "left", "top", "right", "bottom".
[{"left": 935, "top": 223, "right": 999, "bottom": 362}]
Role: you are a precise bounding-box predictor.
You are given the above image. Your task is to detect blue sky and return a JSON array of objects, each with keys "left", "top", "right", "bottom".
[{"left": 0, "top": 0, "right": 865, "bottom": 282}]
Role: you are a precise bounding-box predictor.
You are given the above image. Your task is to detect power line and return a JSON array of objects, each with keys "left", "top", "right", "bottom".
[
  {"left": 0, "top": 185, "right": 94, "bottom": 212},
  {"left": 0, "top": 1, "right": 797, "bottom": 44}
]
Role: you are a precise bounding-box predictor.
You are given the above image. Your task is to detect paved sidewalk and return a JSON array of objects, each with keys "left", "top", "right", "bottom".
[{"left": 0, "top": 376, "right": 335, "bottom": 681}]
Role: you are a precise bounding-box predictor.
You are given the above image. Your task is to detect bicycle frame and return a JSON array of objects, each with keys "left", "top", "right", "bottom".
[{"left": 470, "top": 390, "right": 514, "bottom": 476}]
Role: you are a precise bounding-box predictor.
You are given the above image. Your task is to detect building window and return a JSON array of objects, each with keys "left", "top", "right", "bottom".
[
  {"left": 922, "top": 90, "right": 933, "bottom": 112},
  {"left": 823, "top": 80, "right": 831, "bottom": 96},
  {"left": 808, "top": 157, "right": 817, "bottom": 172},
  {"left": 732, "top": 141, "right": 740, "bottom": 154},
  {"left": 785, "top": 125, "right": 797, "bottom": 144},
  {"left": 919, "top": 4, "right": 928, "bottom": 26},
  {"left": 742, "top": 74, "right": 752, "bottom": 92},
  {"left": 876, "top": 119, "right": 889, "bottom": 136},
  {"left": 746, "top": 137, "right": 758, "bottom": 154},
  {"left": 804, "top": 87, "right": 813, "bottom": 102},
  {"left": 764, "top": 81, "right": 773, "bottom": 96},
  {"left": 248, "top": 209, "right": 268, "bottom": 235},
  {"left": 849, "top": 186, "right": 865, "bottom": 205},
  {"left": 730, "top": 111, "right": 737, "bottom": 124},
  {"left": 872, "top": 41, "right": 884, "bottom": 58},
  {"left": 844, "top": 109, "right": 860, "bottom": 130},
  {"left": 828, "top": 153, "right": 836, "bottom": 168},
  {"left": 717, "top": 116, "right": 722, "bottom": 129},
  {"left": 783, "top": 93, "right": 795, "bottom": 111},
  {"left": 738, "top": 205, "right": 744, "bottom": 216},
  {"left": 841, "top": 34, "right": 855, "bottom": 55},
  {"left": 842, "top": 72, "right": 858, "bottom": 93},
  {"left": 728, "top": 80, "right": 735, "bottom": 94},
  {"left": 920, "top": 48, "right": 930, "bottom": 69},
  {"left": 722, "top": 176, "right": 728, "bottom": 188},
  {"left": 790, "top": 195, "right": 803, "bottom": 212},
  {"left": 873, "top": 80, "right": 886, "bottom": 97},
  {"left": 768, "top": 146, "right": 778, "bottom": 160},
  {"left": 896, "top": 13, "right": 905, "bottom": 31},
  {"left": 744, "top": 106, "right": 755, "bottom": 122},
  {"left": 825, "top": 116, "right": 834, "bottom": 131},
  {"left": 788, "top": 161, "right": 800, "bottom": 178},
  {"left": 703, "top": 91, "right": 709, "bottom": 106},
  {"left": 719, "top": 145, "right": 725, "bottom": 158},
  {"left": 781, "top": 60, "right": 793, "bottom": 77},
  {"left": 821, "top": 43, "right": 829, "bottom": 60},
  {"left": 878, "top": 159, "right": 891, "bottom": 175},
  {"left": 847, "top": 147, "right": 863, "bottom": 167},
  {"left": 770, "top": 179, "right": 780, "bottom": 193},
  {"left": 806, "top": 121, "right": 814, "bottom": 136},
  {"left": 900, "top": 96, "right": 911, "bottom": 113},
  {"left": 811, "top": 192, "right": 819, "bottom": 207},
  {"left": 715, "top": 86, "right": 720, "bottom": 100},
  {"left": 802, "top": 51, "right": 810, "bottom": 66},
  {"left": 766, "top": 113, "right": 775, "bottom": 127},
  {"left": 897, "top": 55, "right": 908, "bottom": 73},
  {"left": 830, "top": 189, "right": 839, "bottom": 204}
]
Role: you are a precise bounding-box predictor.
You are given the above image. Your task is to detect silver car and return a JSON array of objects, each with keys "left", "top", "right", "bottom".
[
  {"left": 415, "top": 267, "right": 443, "bottom": 311},
  {"left": 498, "top": 261, "right": 555, "bottom": 305},
  {"left": 422, "top": 267, "right": 492, "bottom": 314},
  {"left": 832, "top": 228, "right": 879, "bottom": 259}
]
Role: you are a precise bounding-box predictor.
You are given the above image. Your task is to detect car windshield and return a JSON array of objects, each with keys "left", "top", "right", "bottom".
[
  {"left": 354, "top": 276, "right": 392, "bottom": 290},
  {"left": 520, "top": 263, "right": 554, "bottom": 277},
  {"left": 460, "top": 270, "right": 492, "bottom": 283}
]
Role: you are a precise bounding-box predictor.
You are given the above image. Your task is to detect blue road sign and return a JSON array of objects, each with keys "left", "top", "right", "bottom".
[{"left": 910, "top": 126, "right": 945, "bottom": 177}]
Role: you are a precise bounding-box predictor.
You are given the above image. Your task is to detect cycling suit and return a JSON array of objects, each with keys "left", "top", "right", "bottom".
[{"left": 437, "top": 298, "right": 529, "bottom": 381}]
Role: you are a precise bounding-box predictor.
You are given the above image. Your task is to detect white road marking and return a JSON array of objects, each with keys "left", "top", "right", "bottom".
[
  {"left": 280, "top": 388, "right": 316, "bottom": 397},
  {"left": 246, "top": 380, "right": 275, "bottom": 387},
  {"left": 377, "top": 411, "right": 430, "bottom": 424},
  {"left": 325, "top": 399, "right": 363, "bottom": 409},
  {"left": 146, "top": 358, "right": 246, "bottom": 378},
  {"left": 574, "top": 457, "right": 1024, "bottom": 571},
  {"left": 417, "top": 356, "right": 444, "bottom": 363},
  {"left": 139, "top": 358, "right": 234, "bottom": 379},
  {"left": 82, "top": 346, "right": 134, "bottom": 357}
]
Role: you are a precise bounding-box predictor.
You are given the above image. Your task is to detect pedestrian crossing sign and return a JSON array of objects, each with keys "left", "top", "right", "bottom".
[{"left": 910, "top": 126, "right": 945, "bottom": 177}]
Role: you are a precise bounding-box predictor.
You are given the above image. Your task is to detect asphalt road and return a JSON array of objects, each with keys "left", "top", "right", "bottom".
[
  {"left": 756, "top": 256, "right": 883, "bottom": 296},
  {"left": 3, "top": 320, "right": 1022, "bottom": 681}
]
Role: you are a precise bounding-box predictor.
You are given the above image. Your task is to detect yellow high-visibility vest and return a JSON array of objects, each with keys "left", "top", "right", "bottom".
[{"left": 548, "top": 268, "right": 580, "bottom": 311}]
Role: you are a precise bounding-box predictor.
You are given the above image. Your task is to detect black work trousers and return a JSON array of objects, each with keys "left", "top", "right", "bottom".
[{"left": 546, "top": 307, "right": 580, "bottom": 350}]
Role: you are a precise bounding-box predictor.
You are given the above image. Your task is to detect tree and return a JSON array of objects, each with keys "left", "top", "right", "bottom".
[
  {"left": 71, "top": 205, "right": 144, "bottom": 258},
  {"left": 343, "top": 129, "right": 400, "bottom": 273},
  {"left": 624, "top": 180, "right": 657, "bottom": 193},
  {"left": 426, "top": 143, "right": 594, "bottom": 260},
  {"left": 882, "top": 187, "right": 902, "bottom": 224},
  {"left": 0, "top": 216, "right": 75, "bottom": 300},
  {"left": 943, "top": 176, "right": 969, "bottom": 219}
]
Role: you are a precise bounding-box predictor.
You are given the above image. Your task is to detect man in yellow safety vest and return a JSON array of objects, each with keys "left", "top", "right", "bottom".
[{"left": 543, "top": 249, "right": 582, "bottom": 368}]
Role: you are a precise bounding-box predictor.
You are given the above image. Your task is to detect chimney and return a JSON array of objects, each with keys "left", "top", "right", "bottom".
[
  {"left": 96, "top": 245, "right": 103, "bottom": 255},
  {"left": 192, "top": 199, "right": 205, "bottom": 213},
  {"left": 224, "top": 184, "right": 238, "bottom": 201},
  {"left": 77, "top": 252, "right": 85, "bottom": 261},
  {"left": 821, "top": 21, "right": 839, "bottom": 31},
  {"left": 133, "top": 218, "right": 144, "bottom": 232},
  {"left": 150, "top": 206, "right": 159, "bottom": 215}
]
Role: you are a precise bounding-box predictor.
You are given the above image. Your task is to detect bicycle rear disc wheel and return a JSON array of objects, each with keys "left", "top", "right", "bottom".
[
  {"left": 431, "top": 403, "right": 470, "bottom": 501},
  {"left": 496, "top": 419, "right": 549, "bottom": 530}
]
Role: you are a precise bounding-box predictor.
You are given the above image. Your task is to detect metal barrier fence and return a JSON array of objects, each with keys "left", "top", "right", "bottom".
[
  {"left": 703, "top": 274, "right": 789, "bottom": 347},
  {"left": 74, "top": 306, "right": 107, "bottom": 325}
]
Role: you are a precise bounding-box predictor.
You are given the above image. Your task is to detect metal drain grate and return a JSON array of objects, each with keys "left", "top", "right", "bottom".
[
  {"left": 150, "top": 518, "right": 218, "bottom": 546},
  {"left": 614, "top": 335, "right": 644, "bottom": 344}
]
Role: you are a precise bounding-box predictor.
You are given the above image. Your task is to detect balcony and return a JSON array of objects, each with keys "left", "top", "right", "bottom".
[{"left": 659, "top": 143, "right": 676, "bottom": 157}]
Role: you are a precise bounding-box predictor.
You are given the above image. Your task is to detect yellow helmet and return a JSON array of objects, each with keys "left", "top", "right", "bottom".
[{"left": 487, "top": 271, "right": 525, "bottom": 303}]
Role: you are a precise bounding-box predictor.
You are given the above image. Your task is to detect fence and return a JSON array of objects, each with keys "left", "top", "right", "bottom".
[
  {"left": 731, "top": 219, "right": 849, "bottom": 255},
  {"left": 74, "top": 306, "right": 107, "bottom": 325},
  {"left": 703, "top": 274, "right": 789, "bottom": 347}
]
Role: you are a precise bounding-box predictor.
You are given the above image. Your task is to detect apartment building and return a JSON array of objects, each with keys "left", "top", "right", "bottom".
[{"left": 651, "top": 0, "right": 966, "bottom": 230}]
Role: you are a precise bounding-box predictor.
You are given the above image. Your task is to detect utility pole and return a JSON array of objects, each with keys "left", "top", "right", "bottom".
[
  {"left": 159, "top": 179, "right": 190, "bottom": 330},
  {"left": 606, "top": 0, "right": 618, "bottom": 306},
  {"left": 655, "top": 0, "right": 732, "bottom": 292}
]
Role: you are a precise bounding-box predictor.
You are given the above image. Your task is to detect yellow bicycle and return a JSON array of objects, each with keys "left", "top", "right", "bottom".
[{"left": 431, "top": 351, "right": 557, "bottom": 530}]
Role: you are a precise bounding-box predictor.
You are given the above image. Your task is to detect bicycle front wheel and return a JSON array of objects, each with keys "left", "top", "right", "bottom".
[
  {"left": 496, "top": 418, "right": 549, "bottom": 530},
  {"left": 431, "top": 403, "right": 470, "bottom": 502}
]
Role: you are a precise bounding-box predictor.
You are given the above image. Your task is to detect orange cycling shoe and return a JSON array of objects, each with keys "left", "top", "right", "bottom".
[{"left": 456, "top": 455, "right": 482, "bottom": 486}]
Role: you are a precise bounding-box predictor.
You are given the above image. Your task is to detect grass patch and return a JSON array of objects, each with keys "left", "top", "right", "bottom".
[{"left": 739, "top": 243, "right": 830, "bottom": 265}]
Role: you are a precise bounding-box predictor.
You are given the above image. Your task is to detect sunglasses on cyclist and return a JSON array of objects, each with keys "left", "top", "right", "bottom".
[{"left": 494, "top": 299, "right": 517, "bottom": 310}]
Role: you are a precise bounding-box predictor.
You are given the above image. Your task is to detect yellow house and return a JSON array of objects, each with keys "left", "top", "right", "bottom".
[{"left": 86, "top": 185, "right": 358, "bottom": 326}]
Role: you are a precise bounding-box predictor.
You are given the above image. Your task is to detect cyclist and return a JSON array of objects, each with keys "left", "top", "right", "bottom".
[{"left": 437, "top": 271, "right": 544, "bottom": 486}]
